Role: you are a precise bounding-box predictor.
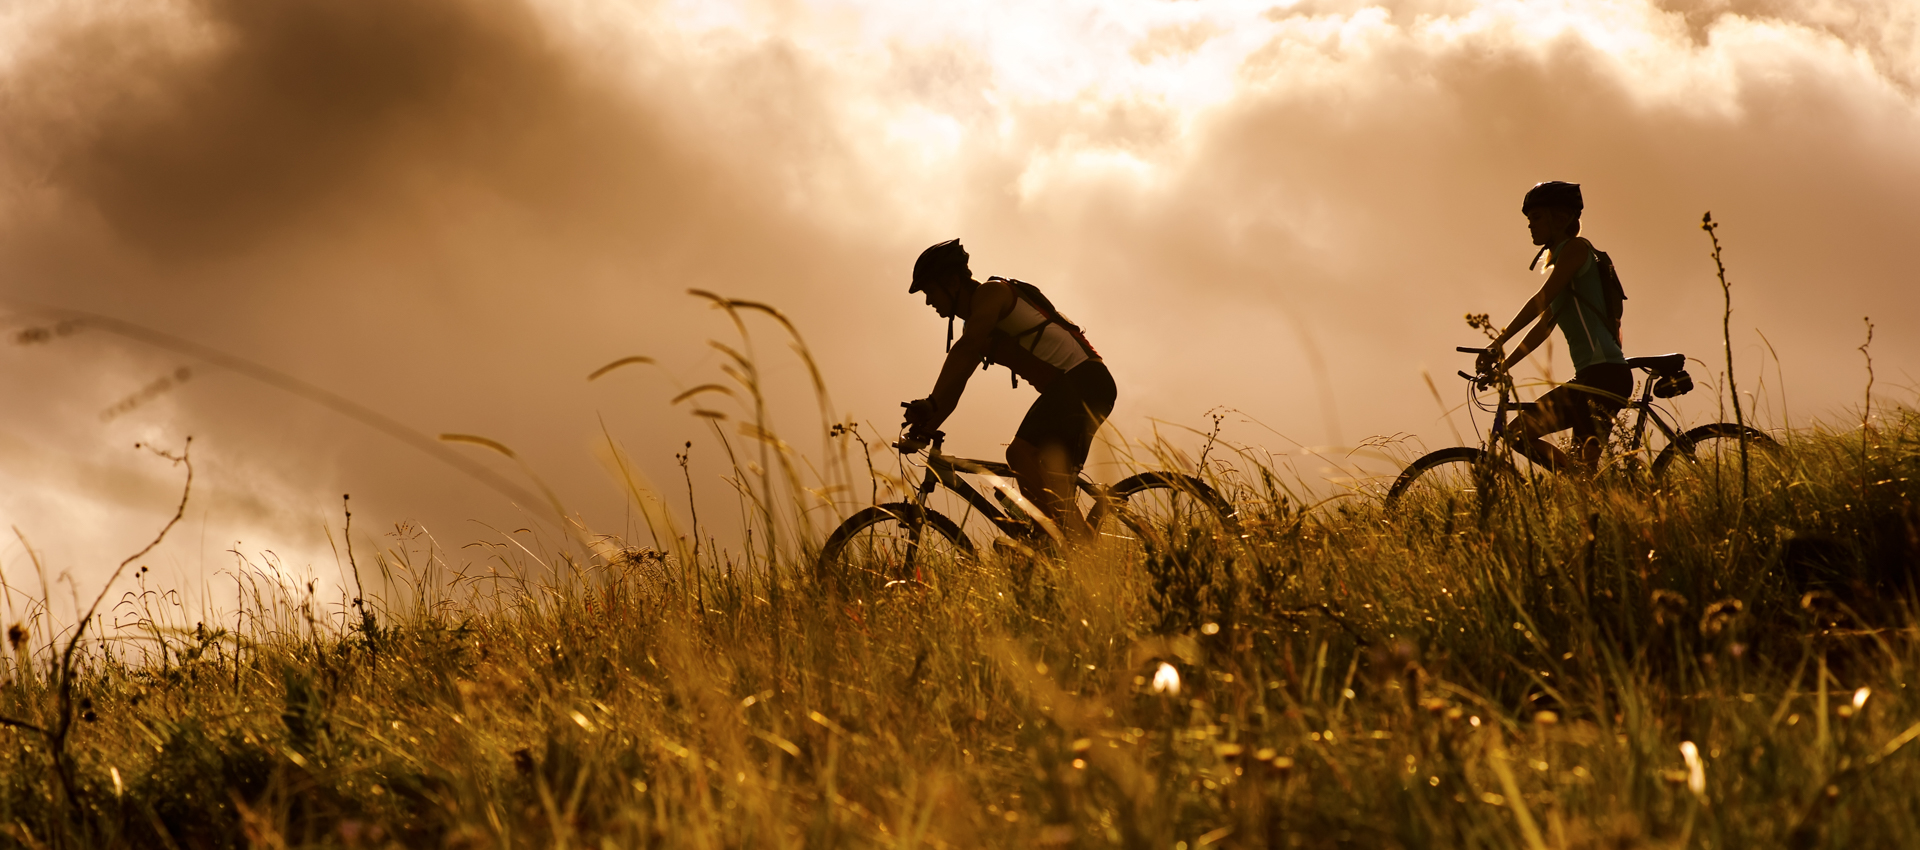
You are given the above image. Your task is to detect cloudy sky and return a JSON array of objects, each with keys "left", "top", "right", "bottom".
[{"left": 1, "top": 0, "right": 1915, "bottom": 618}]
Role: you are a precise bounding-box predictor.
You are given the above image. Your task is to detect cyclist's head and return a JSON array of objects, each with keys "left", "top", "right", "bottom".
[
  {"left": 1523, "top": 181, "right": 1583, "bottom": 215},
  {"left": 909, "top": 238, "right": 974, "bottom": 317},
  {"left": 909, "top": 239, "right": 971, "bottom": 294},
  {"left": 1523, "top": 181, "right": 1583, "bottom": 244}
]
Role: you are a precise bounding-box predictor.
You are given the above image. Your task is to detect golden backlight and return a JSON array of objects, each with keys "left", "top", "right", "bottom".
[{"left": 0, "top": 0, "right": 1913, "bottom": 611}]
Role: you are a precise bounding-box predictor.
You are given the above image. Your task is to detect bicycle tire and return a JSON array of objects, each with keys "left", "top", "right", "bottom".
[
  {"left": 1089, "top": 472, "right": 1238, "bottom": 552},
  {"left": 817, "top": 503, "right": 974, "bottom": 584},
  {"left": 1384, "top": 447, "right": 1520, "bottom": 511},
  {"left": 1651, "top": 423, "right": 1777, "bottom": 478}
]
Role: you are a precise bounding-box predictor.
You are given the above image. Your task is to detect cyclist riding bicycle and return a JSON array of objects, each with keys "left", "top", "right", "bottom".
[
  {"left": 1476, "top": 181, "right": 1631, "bottom": 474},
  {"left": 900, "top": 239, "right": 1117, "bottom": 545}
]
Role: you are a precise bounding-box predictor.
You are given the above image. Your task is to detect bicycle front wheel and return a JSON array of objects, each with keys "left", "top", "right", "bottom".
[
  {"left": 1088, "top": 472, "right": 1238, "bottom": 554},
  {"left": 1651, "top": 423, "right": 1777, "bottom": 481},
  {"left": 1385, "top": 447, "right": 1519, "bottom": 517},
  {"left": 818, "top": 503, "right": 974, "bottom": 586}
]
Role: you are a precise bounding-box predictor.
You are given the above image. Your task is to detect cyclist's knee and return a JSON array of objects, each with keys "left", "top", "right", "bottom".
[
  {"left": 1006, "top": 438, "right": 1039, "bottom": 470},
  {"left": 1512, "top": 412, "right": 1551, "bottom": 442},
  {"left": 1033, "top": 440, "right": 1072, "bottom": 471}
]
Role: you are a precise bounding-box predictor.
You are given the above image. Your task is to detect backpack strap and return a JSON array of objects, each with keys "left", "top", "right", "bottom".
[
  {"left": 980, "top": 277, "right": 1099, "bottom": 389},
  {"left": 991, "top": 277, "right": 1101, "bottom": 361}
]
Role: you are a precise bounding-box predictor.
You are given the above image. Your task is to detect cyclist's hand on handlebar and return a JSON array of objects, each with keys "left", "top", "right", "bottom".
[
  {"left": 1473, "top": 345, "right": 1505, "bottom": 380},
  {"left": 900, "top": 397, "right": 939, "bottom": 430}
]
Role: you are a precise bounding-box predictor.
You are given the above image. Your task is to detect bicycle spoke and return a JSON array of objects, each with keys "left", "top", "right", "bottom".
[
  {"left": 1092, "top": 473, "right": 1236, "bottom": 557},
  {"left": 1387, "top": 448, "right": 1517, "bottom": 521},
  {"left": 820, "top": 505, "right": 973, "bottom": 589}
]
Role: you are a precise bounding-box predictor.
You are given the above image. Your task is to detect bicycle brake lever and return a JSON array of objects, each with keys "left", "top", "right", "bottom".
[
  {"left": 895, "top": 428, "right": 942, "bottom": 453},
  {"left": 1459, "top": 369, "right": 1500, "bottom": 391}
]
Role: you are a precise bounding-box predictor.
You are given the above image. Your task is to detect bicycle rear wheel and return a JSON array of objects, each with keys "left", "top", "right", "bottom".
[
  {"left": 1385, "top": 447, "right": 1520, "bottom": 518},
  {"left": 818, "top": 503, "right": 974, "bottom": 586},
  {"left": 1087, "top": 472, "right": 1238, "bottom": 555},
  {"left": 1652, "top": 423, "right": 1776, "bottom": 481}
]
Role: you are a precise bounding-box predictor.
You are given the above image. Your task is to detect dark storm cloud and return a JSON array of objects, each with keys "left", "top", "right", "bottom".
[
  {"left": 1, "top": 0, "right": 766, "bottom": 265},
  {"left": 0, "top": 0, "right": 886, "bottom": 598}
]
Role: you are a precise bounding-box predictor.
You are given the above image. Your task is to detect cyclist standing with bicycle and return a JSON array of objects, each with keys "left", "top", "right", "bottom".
[
  {"left": 1477, "top": 182, "right": 1632, "bottom": 474},
  {"left": 900, "top": 239, "right": 1117, "bottom": 544}
]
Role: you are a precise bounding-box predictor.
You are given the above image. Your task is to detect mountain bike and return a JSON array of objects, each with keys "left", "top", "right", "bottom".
[
  {"left": 818, "top": 429, "right": 1237, "bottom": 584},
  {"left": 1385, "top": 347, "right": 1774, "bottom": 510}
]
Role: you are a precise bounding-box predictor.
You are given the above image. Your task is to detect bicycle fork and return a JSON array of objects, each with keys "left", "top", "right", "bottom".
[{"left": 896, "top": 467, "right": 941, "bottom": 580}]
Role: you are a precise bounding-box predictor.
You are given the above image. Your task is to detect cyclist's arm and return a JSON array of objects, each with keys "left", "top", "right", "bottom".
[
  {"left": 1503, "top": 304, "right": 1559, "bottom": 370},
  {"left": 1490, "top": 238, "right": 1592, "bottom": 356},
  {"left": 922, "top": 279, "right": 1014, "bottom": 426}
]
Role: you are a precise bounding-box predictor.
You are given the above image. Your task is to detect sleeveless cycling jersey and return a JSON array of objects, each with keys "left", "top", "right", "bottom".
[
  {"left": 994, "top": 294, "right": 1095, "bottom": 375},
  {"left": 1548, "top": 239, "right": 1627, "bottom": 372}
]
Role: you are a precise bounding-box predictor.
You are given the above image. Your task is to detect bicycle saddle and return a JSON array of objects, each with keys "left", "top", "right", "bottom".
[{"left": 1626, "top": 353, "right": 1686, "bottom": 374}]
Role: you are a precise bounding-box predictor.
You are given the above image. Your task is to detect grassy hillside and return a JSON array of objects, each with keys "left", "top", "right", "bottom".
[{"left": 2, "top": 410, "right": 1917, "bottom": 849}]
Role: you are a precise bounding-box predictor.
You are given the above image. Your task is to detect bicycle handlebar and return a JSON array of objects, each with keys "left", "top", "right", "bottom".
[
  {"left": 895, "top": 428, "right": 943, "bottom": 453},
  {"left": 1456, "top": 346, "right": 1502, "bottom": 389}
]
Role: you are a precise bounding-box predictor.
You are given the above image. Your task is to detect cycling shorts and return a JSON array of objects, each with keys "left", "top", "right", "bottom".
[
  {"left": 1015, "top": 360, "right": 1116, "bottom": 469},
  {"left": 1534, "top": 363, "right": 1633, "bottom": 445}
]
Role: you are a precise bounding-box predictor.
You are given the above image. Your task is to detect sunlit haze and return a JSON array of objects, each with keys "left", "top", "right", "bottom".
[{"left": 1, "top": 0, "right": 1915, "bottom": 619}]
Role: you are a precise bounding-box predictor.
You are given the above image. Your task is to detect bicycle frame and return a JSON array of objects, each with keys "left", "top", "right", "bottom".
[
  {"left": 1463, "top": 349, "right": 1691, "bottom": 469},
  {"left": 822, "top": 431, "right": 1234, "bottom": 579},
  {"left": 895, "top": 432, "right": 1104, "bottom": 541}
]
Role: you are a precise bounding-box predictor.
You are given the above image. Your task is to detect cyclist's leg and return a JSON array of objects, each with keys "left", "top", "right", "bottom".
[
  {"left": 1567, "top": 398, "right": 1610, "bottom": 470},
  {"left": 1009, "top": 436, "right": 1092, "bottom": 541},
  {"left": 1517, "top": 366, "right": 1633, "bottom": 475},
  {"left": 1578, "top": 364, "right": 1633, "bottom": 468},
  {"left": 1512, "top": 390, "right": 1577, "bottom": 473},
  {"left": 1005, "top": 439, "right": 1049, "bottom": 518},
  {"left": 1010, "top": 361, "right": 1115, "bottom": 545}
]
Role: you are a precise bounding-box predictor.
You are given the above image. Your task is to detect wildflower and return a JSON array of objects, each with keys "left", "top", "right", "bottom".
[
  {"left": 1700, "top": 599, "right": 1745, "bottom": 637},
  {"left": 1651, "top": 590, "right": 1690, "bottom": 627},
  {"left": 1152, "top": 662, "right": 1181, "bottom": 696},
  {"left": 1679, "top": 741, "right": 1706, "bottom": 799}
]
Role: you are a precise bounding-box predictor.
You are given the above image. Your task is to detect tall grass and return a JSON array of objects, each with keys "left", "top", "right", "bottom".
[{"left": 1, "top": 379, "right": 1916, "bottom": 847}]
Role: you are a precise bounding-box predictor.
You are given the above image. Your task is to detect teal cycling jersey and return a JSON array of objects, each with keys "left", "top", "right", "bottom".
[{"left": 1548, "top": 239, "right": 1626, "bottom": 372}]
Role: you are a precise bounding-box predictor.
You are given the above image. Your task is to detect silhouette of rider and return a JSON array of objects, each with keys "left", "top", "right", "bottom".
[
  {"left": 901, "top": 239, "right": 1116, "bottom": 544},
  {"left": 1478, "top": 182, "right": 1631, "bottom": 473}
]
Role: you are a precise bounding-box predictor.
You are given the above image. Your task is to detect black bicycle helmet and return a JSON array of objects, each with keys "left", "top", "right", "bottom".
[
  {"left": 909, "top": 238, "right": 969, "bottom": 293},
  {"left": 1522, "top": 181, "right": 1583, "bottom": 214}
]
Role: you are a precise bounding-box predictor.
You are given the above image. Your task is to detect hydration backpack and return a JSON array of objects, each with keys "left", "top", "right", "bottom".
[
  {"left": 949, "top": 277, "right": 1099, "bottom": 390},
  {"left": 1586, "top": 250, "right": 1628, "bottom": 346}
]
